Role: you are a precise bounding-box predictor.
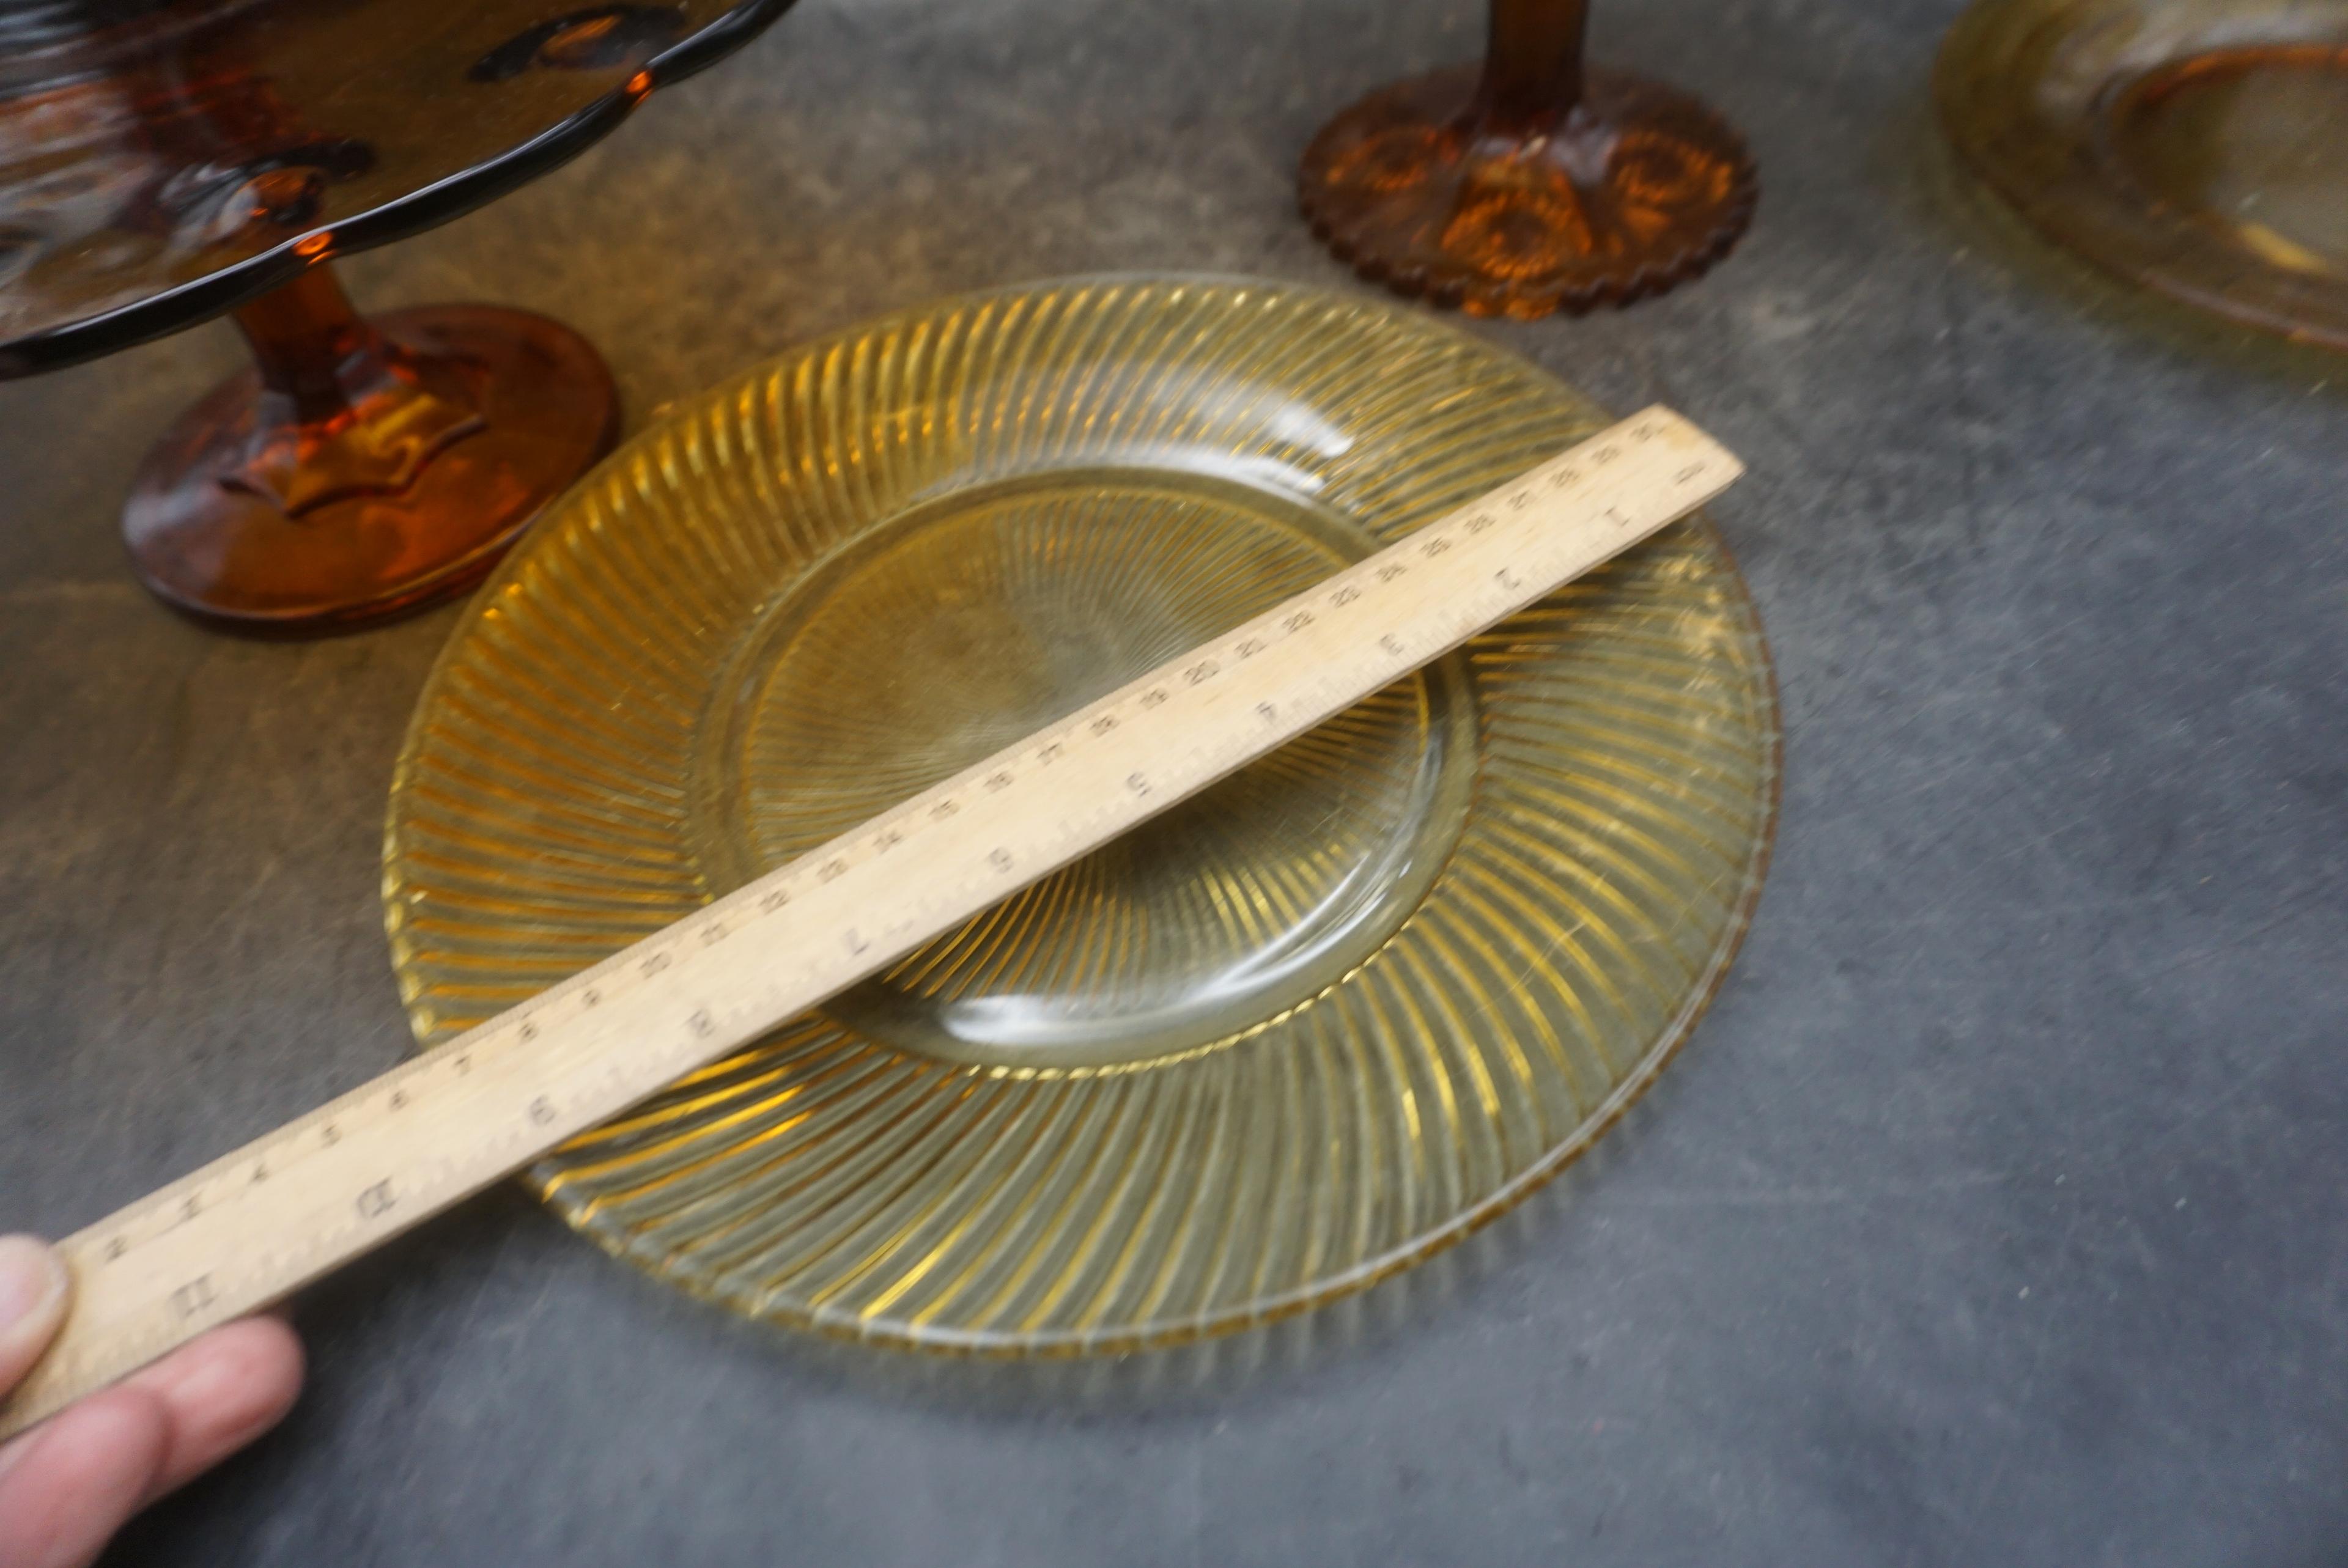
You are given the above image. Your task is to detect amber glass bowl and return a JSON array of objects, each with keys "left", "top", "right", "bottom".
[
  {"left": 385, "top": 277, "right": 1781, "bottom": 1353},
  {"left": 1938, "top": 0, "right": 2348, "bottom": 350}
]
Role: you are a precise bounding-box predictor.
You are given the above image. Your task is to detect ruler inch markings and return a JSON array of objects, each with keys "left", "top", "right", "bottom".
[{"left": 0, "top": 405, "right": 1741, "bottom": 1442}]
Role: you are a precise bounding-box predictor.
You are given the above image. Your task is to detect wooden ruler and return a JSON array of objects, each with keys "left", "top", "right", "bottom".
[{"left": 0, "top": 407, "right": 1742, "bottom": 1441}]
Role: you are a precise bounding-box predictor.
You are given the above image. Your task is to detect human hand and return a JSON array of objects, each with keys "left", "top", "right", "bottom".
[{"left": 0, "top": 1235, "right": 303, "bottom": 1568}]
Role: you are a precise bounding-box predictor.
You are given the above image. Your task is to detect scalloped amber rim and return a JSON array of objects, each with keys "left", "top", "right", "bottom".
[{"left": 1296, "top": 64, "right": 1760, "bottom": 321}]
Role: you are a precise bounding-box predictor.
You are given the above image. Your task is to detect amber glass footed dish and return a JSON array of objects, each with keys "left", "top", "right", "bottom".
[
  {"left": 1299, "top": 0, "right": 1758, "bottom": 319},
  {"left": 1938, "top": 0, "right": 2348, "bottom": 352},
  {"left": 0, "top": 0, "right": 794, "bottom": 631}
]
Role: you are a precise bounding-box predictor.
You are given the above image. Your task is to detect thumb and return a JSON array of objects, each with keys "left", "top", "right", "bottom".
[{"left": 0, "top": 1237, "right": 70, "bottom": 1395}]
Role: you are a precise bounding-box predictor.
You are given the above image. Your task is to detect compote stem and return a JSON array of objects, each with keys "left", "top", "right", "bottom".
[{"left": 1475, "top": 0, "right": 1590, "bottom": 136}]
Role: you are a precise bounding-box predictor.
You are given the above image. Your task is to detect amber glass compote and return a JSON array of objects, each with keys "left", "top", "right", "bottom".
[
  {"left": 1299, "top": 0, "right": 1758, "bottom": 318},
  {"left": 0, "top": 0, "right": 793, "bottom": 631}
]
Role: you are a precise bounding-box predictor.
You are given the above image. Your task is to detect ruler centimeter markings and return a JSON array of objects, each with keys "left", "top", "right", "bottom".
[{"left": 0, "top": 406, "right": 1742, "bottom": 1442}]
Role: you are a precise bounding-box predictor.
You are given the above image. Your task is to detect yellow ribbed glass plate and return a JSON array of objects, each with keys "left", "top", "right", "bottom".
[{"left": 383, "top": 276, "right": 1779, "bottom": 1353}]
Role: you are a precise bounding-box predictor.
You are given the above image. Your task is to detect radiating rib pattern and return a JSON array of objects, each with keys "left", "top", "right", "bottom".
[{"left": 385, "top": 277, "right": 1779, "bottom": 1352}]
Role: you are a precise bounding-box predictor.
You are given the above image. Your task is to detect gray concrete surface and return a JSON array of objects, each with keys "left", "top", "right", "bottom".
[{"left": 2, "top": 0, "right": 2343, "bottom": 1562}]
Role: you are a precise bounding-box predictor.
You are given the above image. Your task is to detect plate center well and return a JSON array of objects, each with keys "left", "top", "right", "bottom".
[
  {"left": 689, "top": 466, "right": 1480, "bottom": 1071},
  {"left": 2106, "top": 43, "right": 2348, "bottom": 277}
]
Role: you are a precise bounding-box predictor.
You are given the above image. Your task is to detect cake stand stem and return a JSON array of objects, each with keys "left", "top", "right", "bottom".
[{"left": 122, "top": 262, "right": 620, "bottom": 633}]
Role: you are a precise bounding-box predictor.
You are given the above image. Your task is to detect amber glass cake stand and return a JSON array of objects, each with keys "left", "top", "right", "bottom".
[
  {"left": 1299, "top": 0, "right": 1758, "bottom": 318},
  {"left": 0, "top": 0, "right": 796, "bottom": 631},
  {"left": 1938, "top": 0, "right": 2348, "bottom": 351}
]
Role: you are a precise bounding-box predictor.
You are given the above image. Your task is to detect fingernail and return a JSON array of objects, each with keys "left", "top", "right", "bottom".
[{"left": 0, "top": 1236, "right": 66, "bottom": 1345}]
